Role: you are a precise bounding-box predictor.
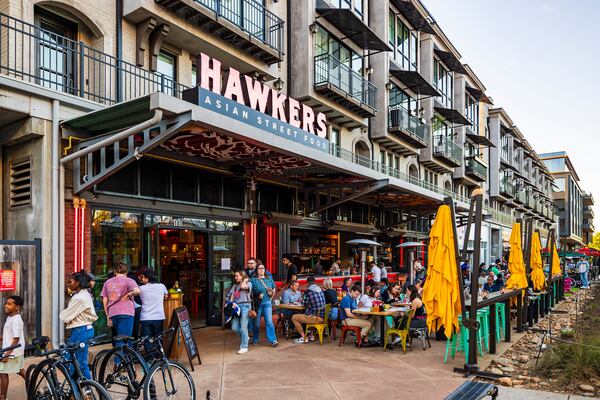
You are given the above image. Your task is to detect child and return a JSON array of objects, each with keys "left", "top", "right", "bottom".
[{"left": 0, "top": 296, "right": 26, "bottom": 400}]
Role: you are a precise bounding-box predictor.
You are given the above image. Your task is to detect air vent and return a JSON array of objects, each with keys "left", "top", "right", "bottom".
[{"left": 10, "top": 157, "right": 32, "bottom": 209}]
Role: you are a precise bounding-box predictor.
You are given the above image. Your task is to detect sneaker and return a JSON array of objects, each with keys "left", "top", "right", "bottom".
[
  {"left": 271, "top": 340, "right": 279, "bottom": 347},
  {"left": 237, "top": 348, "right": 248, "bottom": 354},
  {"left": 294, "top": 337, "right": 307, "bottom": 344},
  {"left": 252, "top": 342, "right": 258, "bottom": 346},
  {"left": 308, "top": 335, "right": 316, "bottom": 342}
]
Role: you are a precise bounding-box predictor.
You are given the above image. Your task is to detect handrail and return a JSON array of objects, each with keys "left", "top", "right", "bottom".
[
  {"left": 387, "top": 105, "right": 430, "bottom": 143},
  {"left": 433, "top": 135, "right": 463, "bottom": 165}
]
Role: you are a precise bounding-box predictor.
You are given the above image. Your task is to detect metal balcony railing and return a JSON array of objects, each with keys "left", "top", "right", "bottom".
[
  {"left": 0, "top": 12, "right": 189, "bottom": 105},
  {"left": 387, "top": 105, "right": 430, "bottom": 144},
  {"left": 527, "top": 195, "right": 535, "bottom": 210},
  {"left": 515, "top": 190, "right": 527, "bottom": 204},
  {"left": 194, "top": 0, "right": 284, "bottom": 53},
  {"left": 465, "top": 157, "right": 487, "bottom": 180},
  {"left": 433, "top": 135, "right": 463, "bottom": 166},
  {"left": 314, "top": 53, "right": 376, "bottom": 109},
  {"left": 500, "top": 179, "right": 515, "bottom": 197}
]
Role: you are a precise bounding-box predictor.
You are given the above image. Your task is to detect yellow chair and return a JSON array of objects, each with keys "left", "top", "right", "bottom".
[
  {"left": 305, "top": 304, "right": 331, "bottom": 345},
  {"left": 383, "top": 309, "right": 414, "bottom": 353}
]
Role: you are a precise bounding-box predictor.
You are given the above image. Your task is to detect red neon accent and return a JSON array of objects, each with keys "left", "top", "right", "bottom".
[
  {"left": 400, "top": 238, "right": 404, "bottom": 271},
  {"left": 74, "top": 206, "right": 79, "bottom": 272},
  {"left": 264, "top": 224, "right": 277, "bottom": 274},
  {"left": 80, "top": 208, "right": 85, "bottom": 271}
]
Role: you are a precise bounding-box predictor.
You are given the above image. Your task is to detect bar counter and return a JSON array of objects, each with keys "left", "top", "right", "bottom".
[{"left": 274, "top": 272, "right": 402, "bottom": 288}]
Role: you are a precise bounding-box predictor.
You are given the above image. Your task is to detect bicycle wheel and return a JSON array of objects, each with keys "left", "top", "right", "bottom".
[
  {"left": 98, "top": 347, "right": 148, "bottom": 400},
  {"left": 79, "top": 380, "right": 113, "bottom": 400},
  {"left": 143, "top": 360, "right": 196, "bottom": 400},
  {"left": 27, "top": 359, "right": 76, "bottom": 400},
  {"left": 91, "top": 348, "right": 112, "bottom": 381}
]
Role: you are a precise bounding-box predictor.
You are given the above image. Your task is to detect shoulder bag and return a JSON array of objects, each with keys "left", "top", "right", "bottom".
[{"left": 259, "top": 278, "right": 275, "bottom": 298}]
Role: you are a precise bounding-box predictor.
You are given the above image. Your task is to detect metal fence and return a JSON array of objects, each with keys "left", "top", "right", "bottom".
[
  {"left": 314, "top": 53, "right": 377, "bottom": 109},
  {"left": 194, "top": 0, "right": 284, "bottom": 53},
  {"left": 433, "top": 135, "right": 463, "bottom": 166},
  {"left": 465, "top": 156, "right": 487, "bottom": 179},
  {"left": 0, "top": 12, "right": 189, "bottom": 104},
  {"left": 388, "top": 105, "right": 430, "bottom": 143}
]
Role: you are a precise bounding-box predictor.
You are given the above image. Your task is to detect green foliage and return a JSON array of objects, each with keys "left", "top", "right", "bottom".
[
  {"left": 537, "top": 336, "right": 600, "bottom": 384},
  {"left": 588, "top": 232, "right": 600, "bottom": 250}
]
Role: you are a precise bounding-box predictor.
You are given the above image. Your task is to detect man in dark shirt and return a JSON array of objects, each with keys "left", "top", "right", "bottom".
[{"left": 283, "top": 254, "right": 298, "bottom": 283}]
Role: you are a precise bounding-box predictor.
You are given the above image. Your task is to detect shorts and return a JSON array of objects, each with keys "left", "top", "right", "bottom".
[{"left": 0, "top": 355, "right": 24, "bottom": 374}]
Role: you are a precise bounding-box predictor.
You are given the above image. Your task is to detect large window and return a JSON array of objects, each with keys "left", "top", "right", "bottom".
[
  {"left": 500, "top": 132, "right": 510, "bottom": 161},
  {"left": 554, "top": 177, "right": 565, "bottom": 191},
  {"left": 156, "top": 50, "right": 177, "bottom": 96},
  {"left": 432, "top": 116, "right": 452, "bottom": 138},
  {"left": 388, "top": 11, "right": 418, "bottom": 71},
  {"left": 465, "top": 94, "right": 479, "bottom": 132},
  {"left": 334, "top": 0, "right": 367, "bottom": 20},
  {"left": 389, "top": 83, "right": 417, "bottom": 113},
  {"left": 543, "top": 157, "right": 566, "bottom": 173},
  {"left": 433, "top": 59, "right": 453, "bottom": 108}
]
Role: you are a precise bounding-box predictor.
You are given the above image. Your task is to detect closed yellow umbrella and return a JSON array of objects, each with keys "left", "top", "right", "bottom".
[
  {"left": 422, "top": 204, "right": 461, "bottom": 339},
  {"left": 530, "top": 232, "right": 546, "bottom": 291},
  {"left": 505, "top": 223, "right": 528, "bottom": 291},
  {"left": 551, "top": 245, "right": 561, "bottom": 277}
]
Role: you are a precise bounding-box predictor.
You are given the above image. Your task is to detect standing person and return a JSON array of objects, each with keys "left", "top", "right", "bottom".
[
  {"left": 369, "top": 262, "right": 381, "bottom": 285},
  {"left": 282, "top": 254, "right": 298, "bottom": 284},
  {"left": 340, "top": 277, "right": 353, "bottom": 294},
  {"left": 460, "top": 259, "right": 471, "bottom": 272},
  {"left": 245, "top": 257, "right": 258, "bottom": 278},
  {"left": 577, "top": 257, "right": 590, "bottom": 288},
  {"left": 379, "top": 262, "right": 388, "bottom": 280},
  {"left": 226, "top": 271, "right": 253, "bottom": 354},
  {"left": 60, "top": 272, "right": 97, "bottom": 379},
  {"left": 0, "top": 296, "right": 26, "bottom": 399},
  {"left": 291, "top": 276, "right": 326, "bottom": 344},
  {"left": 101, "top": 262, "right": 140, "bottom": 349},
  {"left": 330, "top": 259, "right": 342, "bottom": 275},
  {"left": 250, "top": 264, "right": 278, "bottom": 346},
  {"left": 314, "top": 260, "right": 324, "bottom": 276},
  {"left": 340, "top": 285, "right": 373, "bottom": 347},
  {"left": 138, "top": 269, "right": 168, "bottom": 352}
]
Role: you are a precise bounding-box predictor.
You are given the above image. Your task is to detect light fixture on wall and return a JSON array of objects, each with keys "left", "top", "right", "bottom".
[
  {"left": 362, "top": 65, "right": 374, "bottom": 75},
  {"left": 273, "top": 78, "right": 284, "bottom": 91},
  {"left": 309, "top": 23, "right": 319, "bottom": 34},
  {"left": 385, "top": 82, "right": 393, "bottom": 91}
]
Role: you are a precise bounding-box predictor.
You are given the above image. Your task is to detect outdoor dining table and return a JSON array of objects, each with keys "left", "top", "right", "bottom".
[
  {"left": 275, "top": 303, "right": 305, "bottom": 339},
  {"left": 352, "top": 306, "right": 411, "bottom": 346}
]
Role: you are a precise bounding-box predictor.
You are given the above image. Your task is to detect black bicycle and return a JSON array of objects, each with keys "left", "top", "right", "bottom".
[
  {"left": 27, "top": 334, "right": 111, "bottom": 400},
  {"left": 95, "top": 328, "right": 195, "bottom": 400}
]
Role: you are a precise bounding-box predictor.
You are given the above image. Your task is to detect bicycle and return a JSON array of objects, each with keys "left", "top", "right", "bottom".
[
  {"left": 27, "top": 334, "right": 111, "bottom": 400},
  {"left": 95, "top": 327, "right": 195, "bottom": 400}
]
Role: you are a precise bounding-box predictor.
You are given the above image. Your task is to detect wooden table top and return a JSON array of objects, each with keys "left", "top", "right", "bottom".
[
  {"left": 276, "top": 303, "right": 305, "bottom": 311},
  {"left": 352, "top": 307, "right": 409, "bottom": 317}
]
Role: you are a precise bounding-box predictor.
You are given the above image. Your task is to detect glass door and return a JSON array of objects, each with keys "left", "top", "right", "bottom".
[{"left": 207, "top": 233, "right": 243, "bottom": 326}]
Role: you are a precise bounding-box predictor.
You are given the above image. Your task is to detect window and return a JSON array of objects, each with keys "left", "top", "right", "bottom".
[
  {"left": 9, "top": 157, "right": 32, "bottom": 209},
  {"left": 389, "top": 83, "right": 417, "bottom": 113},
  {"left": 191, "top": 64, "right": 197, "bottom": 87},
  {"left": 554, "top": 177, "right": 565, "bottom": 191},
  {"left": 432, "top": 116, "right": 452, "bottom": 138},
  {"left": 500, "top": 132, "right": 510, "bottom": 161},
  {"left": 465, "top": 94, "right": 479, "bottom": 132},
  {"left": 388, "top": 11, "right": 418, "bottom": 71},
  {"left": 543, "top": 157, "right": 566, "bottom": 173},
  {"left": 334, "top": 0, "right": 365, "bottom": 20},
  {"left": 156, "top": 50, "right": 177, "bottom": 96},
  {"left": 433, "top": 59, "right": 453, "bottom": 108},
  {"left": 330, "top": 127, "right": 340, "bottom": 149}
]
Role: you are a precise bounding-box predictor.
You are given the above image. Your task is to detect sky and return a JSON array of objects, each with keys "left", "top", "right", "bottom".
[{"left": 423, "top": 0, "right": 600, "bottom": 232}]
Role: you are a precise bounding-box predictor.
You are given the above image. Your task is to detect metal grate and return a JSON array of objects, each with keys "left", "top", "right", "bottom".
[{"left": 9, "top": 157, "right": 32, "bottom": 209}]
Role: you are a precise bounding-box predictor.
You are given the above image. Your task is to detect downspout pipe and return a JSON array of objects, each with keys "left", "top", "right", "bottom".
[
  {"left": 51, "top": 100, "right": 60, "bottom": 348},
  {"left": 116, "top": 0, "right": 124, "bottom": 102},
  {"left": 61, "top": 109, "right": 163, "bottom": 164}
]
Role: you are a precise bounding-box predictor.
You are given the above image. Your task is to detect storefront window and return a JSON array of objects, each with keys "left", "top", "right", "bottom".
[
  {"left": 210, "top": 220, "right": 241, "bottom": 231},
  {"left": 144, "top": 215, "right": 207, "bottom": 229}
]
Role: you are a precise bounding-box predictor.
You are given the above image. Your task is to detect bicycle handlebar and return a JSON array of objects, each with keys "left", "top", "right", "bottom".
[
  {"left": 0, "top": 344, "right": 21, "bottom": 355},
  {"left": 39, "top": 333, "right": 109, "bottom": 357}
]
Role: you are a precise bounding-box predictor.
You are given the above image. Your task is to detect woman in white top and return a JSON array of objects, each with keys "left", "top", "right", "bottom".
[
  {"left": 138, "top": 268, "right": 168, "bottom": 353},
  {"left": 60, "top": 271, "right": 98, "bottom": 380}
]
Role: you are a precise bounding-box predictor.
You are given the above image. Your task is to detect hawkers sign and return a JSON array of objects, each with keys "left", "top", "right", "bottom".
[{"left": 183, "top": 53, "right": 329, "bottom": 152}]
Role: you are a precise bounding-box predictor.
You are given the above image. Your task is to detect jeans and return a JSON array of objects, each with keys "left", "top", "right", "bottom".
[
  {"left": 111, "top": 314, "right": 134, "bottom": 363},
  {"left": 140, "top": 320, "right": 164, "bottom": 354},
  {"left": 253, "top": 299, "right": 277, "bottom": 344},
  {"left": 66, "top": 325, "right": 94, "bottom": 379},
  {"left": 231, "top": 303, "right": 250, "bottom": 349},
  {"left": 580, "top": 272, "right": 589, "bottom": 288}
]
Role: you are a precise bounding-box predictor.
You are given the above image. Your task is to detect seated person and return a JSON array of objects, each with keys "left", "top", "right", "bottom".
[
  {"left": 340, "top": 277, "right": 353, "bottom": 293},
  {"left": 281, "top": 280, "right": 302, "bottom": 319},
  {"left": 340, "top": 285, "right": 373, "bottom": 347},
  {"left": 322, "top": 278, "right": 338, "bottom": 305},
  {"left": 382, "top": 283, "right": 401, "bottom": 304},
  {"left": 407, "top": 286, "right": 426, "bottom": 329},
  {"left": 358, "top": 284, "right": 371, "bottom": 308},
  {"left": 415, "top": 279, "right": 424, "bottom": 295},
  {"left": 495, "top": 272, "right": 505, "bottom": 287},
  {"left": 379, "top": 277, "right": 389, "bottom": 294},
  {"left": 483, "top": 276, "right": 500, "bottom": 293},
  {"left": 292, "top": 276, "right": 326, "bottom": 344}
]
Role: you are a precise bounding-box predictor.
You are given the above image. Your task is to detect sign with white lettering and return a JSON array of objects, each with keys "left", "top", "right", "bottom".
[{"left": 184, "top": 53, "right": 330, "bottom": 153}]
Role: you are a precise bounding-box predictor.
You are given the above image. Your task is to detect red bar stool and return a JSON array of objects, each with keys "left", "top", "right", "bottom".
[{"left": 192, "top": 289, "right": 201, "bottom": 318}]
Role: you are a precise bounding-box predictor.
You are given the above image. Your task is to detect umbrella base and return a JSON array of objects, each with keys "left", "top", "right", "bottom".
[{"left": 453, "top": 364, "right": 508, "bottom": 380}]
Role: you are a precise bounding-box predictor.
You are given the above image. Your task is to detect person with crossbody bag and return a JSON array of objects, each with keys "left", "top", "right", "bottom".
[
  {"left": 250, "top": 263, "right": 278, "bottom": 347},
  {"left": 225, "top": 270, "right": 253, "bottom": 354}
]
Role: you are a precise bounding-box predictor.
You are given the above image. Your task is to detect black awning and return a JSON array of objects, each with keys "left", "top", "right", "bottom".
[
  {"left": 389, "top": 60, "right": 441, "bottom": 97},
  {"left": 434, "top": 106, "right": 471, "bottom": 126},
  {"left": 316, "top": 1, "right": 391, "bottom": 51},
  {"left": 466, "top": 133, "right": 496, "bottom": 147},
  {"left": 434, "top": 49, "right": 467, "bottom": 75},
  {"left": 466, "top": 85, "right": 492, "bottom": 104},
  {"left": 389, "top": 0, "right": 435, "bottom": 34}
]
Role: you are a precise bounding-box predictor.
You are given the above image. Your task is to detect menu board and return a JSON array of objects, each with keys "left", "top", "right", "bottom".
[
  {"left": 165, "top": 306, "right": 202, "bottom": 370},
  {"left": 0, "top": 270, "right": 16, "bottom": 292}
]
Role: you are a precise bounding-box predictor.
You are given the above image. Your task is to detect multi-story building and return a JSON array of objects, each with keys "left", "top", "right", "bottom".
[
  {"left": 0, "top": 0, "right": 556, "bottom": 340},
  {"left": 540, "top": 151, "right": 594, "bottom": 250}
]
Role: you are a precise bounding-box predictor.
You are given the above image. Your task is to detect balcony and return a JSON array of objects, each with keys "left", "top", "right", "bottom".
[
  {"left": 584, "top": 206, "right": 595, "bottom": 219},
  {"left": 154, "top": 0, "right": 284, "bottom": 64},
  {"left": 314, "top": 54, "right": 377, "bottom": 118},
  {"left": 0, "top": 12, "right": 189, "bottom": 105},
  {"left": 499, "top": 179, "right": 515, "bottom": 198},
  {"left": 525, "top": 194, "right": 535, "bottom": 210},
  {"left": 432, "top": 135, "right": 463, "bottom": 167},
  {"left": 515, "top": 190, "right": 527, "bottom": 204},
  {"left": 464, "top": 157, "right": 487, "bottom": 182},
  {"left": 387, "top": 106, "right": 429, "bottom": 148},
  {"left": 584, "top": 221, "right": 595, "bottom": 232},
  {"left": 583, "top": 192, "right": 595, "bottom": 206}
]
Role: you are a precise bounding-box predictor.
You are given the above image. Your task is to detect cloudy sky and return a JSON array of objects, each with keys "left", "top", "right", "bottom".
[{"left": 424, "top": 0, "right": 600, "bottom": 230}]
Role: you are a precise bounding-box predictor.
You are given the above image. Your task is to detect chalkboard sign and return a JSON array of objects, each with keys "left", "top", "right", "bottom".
[{"left": 165, "top": 306, "right": 201, "bottom": 371}]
